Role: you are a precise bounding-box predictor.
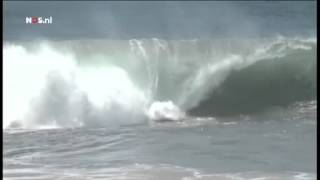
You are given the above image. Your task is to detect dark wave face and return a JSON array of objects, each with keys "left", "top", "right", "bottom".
[{"left": 190, "top": 42, "right": 316, "bottom": 116}]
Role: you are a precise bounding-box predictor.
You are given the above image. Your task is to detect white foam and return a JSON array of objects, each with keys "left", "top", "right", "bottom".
[
  {"left": 3, "top": 43, "right": 148, "bottom": 129},
  {"left": 146, "top": 101, "right": 186, "bottom": 121}
]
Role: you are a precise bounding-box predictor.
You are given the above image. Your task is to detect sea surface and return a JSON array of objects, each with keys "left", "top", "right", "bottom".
[{"left": 3, "top": 101, "right": 317, "bottom": 179}]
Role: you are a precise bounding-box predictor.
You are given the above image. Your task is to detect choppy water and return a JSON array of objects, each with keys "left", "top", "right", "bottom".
[{"left": 3, "top": 101, "right": 317, "bottom": 180}]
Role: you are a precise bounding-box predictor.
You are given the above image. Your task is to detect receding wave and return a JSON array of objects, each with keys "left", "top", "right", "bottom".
[{"left": 3, "top": 37, "right": 316, "bottom": 129}]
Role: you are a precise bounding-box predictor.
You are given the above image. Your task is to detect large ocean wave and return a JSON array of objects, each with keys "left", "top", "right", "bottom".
[{"left": 3, "top": 37, "right": 316, "bottom": 129}]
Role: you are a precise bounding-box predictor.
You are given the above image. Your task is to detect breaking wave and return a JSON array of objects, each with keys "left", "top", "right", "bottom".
[{"left": 3, "top": 37, "right": 316, "bottom": 129}]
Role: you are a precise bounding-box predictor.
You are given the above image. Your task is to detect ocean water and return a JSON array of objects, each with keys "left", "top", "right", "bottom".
[
  {"left": 3, "top": 1, "right": 317, "bottom": 180},
  {"left": 3, "top": 101, "right": 317, "bottom": 179}
]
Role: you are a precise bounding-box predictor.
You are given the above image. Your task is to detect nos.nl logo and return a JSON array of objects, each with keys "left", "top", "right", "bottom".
[{"left": 26, "top": 16, "right": 53, "bottom": 24}]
